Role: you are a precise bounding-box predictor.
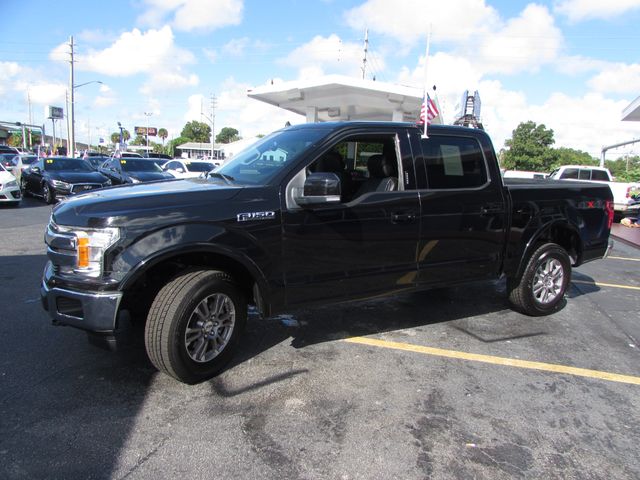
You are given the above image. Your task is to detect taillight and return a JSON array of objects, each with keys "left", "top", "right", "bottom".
[
  {"left": 626, "top": 186, "right": 631, "bottom": 199},
  {"left": 605, "top": 200, "right": 614, "bottom": 229}
]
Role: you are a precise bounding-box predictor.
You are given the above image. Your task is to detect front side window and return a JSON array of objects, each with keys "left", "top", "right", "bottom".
[{"left": 418, "top": 136, "right": 488, "bottom": 189}]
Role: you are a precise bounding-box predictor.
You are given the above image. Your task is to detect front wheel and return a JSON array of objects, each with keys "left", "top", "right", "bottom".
[
  {"left": 144, "top": 270, "right": 246, "bottom": 384},
  {"left": 20, "top": 178, "right": 30, "bottom": 197},
  {"left": 508, "top": 243, "right": 571, "bottom": 316},
  {"left": 42, "top": 182, "right": 54, "bottom": 204}
]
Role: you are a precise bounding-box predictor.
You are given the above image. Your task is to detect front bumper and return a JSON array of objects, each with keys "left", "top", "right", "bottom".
[
  {"left": 0, "top": 186, "right": 21, "bottom": 203},
  {"left": 41, "top": 279, "right": 122, "bottom": 333}
]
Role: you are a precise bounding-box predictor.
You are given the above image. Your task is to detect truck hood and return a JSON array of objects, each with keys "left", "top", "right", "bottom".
[{"left": 52, "top": 178, "right": 244, "bottom": 228}]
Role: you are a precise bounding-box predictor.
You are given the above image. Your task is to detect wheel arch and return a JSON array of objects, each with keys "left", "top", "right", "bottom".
[
  {"left": 119, "top": 245, "right": 272, "bottom": 320},
  {"left": 513, "top": 220, "right": 582, "bottom": 281}
]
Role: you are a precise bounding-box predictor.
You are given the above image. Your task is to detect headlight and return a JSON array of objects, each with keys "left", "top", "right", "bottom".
[
  {"left": 57, "top": 225, "right": 120, "bottom": 278},
  {"left": 5, "top": 180, "right": 17, "bottom": 188},
  {"left": 51, "top": 179, "right": 72, "bottom": 189}
]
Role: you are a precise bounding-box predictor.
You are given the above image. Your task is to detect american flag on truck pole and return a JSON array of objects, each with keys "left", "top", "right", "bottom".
[{"left": 419, "top": 94, "right": 440, "bottom": 126}]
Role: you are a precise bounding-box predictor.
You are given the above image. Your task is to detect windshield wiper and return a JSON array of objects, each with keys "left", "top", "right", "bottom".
[{"left": 206, "top": 171, "right": 235, "bottom": 184}]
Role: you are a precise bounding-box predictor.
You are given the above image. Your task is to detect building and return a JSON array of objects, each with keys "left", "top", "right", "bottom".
[{"left": 175, "top": 141, "right": 225, "bottom": 160}]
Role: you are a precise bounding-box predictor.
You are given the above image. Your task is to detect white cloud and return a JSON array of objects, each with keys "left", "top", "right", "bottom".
[
  {"left": 137, "top": 0, "right": 243, "bottom": 32},
  {"left": 344, "top": 0, "right": 500, "bottom": 44},
  {"left": 223, "top": 37, "right": 250, "bottom": 57},
  {"left": 476, "top": 4, "right": 563, "bottom": 74},
  {"left": 70, "top": 26, "right": 195, "bottom": 77},
  {"left": 555, "top": 55, "right": 612, "bottom": 75},
  {"left": 555, "top": 0, "right": 640, "bottom": 22},
  {"left": 281, "top": 34, "right": 380, "bottom": 78},
  {"left": 587, "top": 63, "right": 640, "bottom": 94},
  {"left": 140, "top": 72, "right": 199, "bottom": 95}
]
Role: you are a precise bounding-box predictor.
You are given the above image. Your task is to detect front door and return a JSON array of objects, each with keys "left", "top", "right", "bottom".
[{"left": 281, "top": 131, "right": 420, "bottom": 306}]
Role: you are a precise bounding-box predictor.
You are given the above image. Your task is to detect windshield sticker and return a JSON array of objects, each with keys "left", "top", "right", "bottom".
[
  {"left": 121, "top": 160, "right": 127, "bottom": 164},
  {"left": 237, "top": 211, "right": 275, "bottom": 222},
  {"left": 46, "top": 159, "right": 54, "bottom": 164}
]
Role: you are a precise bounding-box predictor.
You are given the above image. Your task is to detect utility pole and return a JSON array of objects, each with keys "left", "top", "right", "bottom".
[
  {"left": 210, "top": 94, "right": 216, "bottom": 159},
  {"left": 68, "top": 36, "right": 76, "bottom": 157},
  {"left": 361, "top": 28, "right": 369, "bottom": 80},
  {"left": 27, "top": 89, "right": 33, "bottom": 148}
]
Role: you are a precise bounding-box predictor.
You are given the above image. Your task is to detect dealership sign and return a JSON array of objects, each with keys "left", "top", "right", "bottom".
[
  {"left": 46, "top": 106, "right": 64, "bottom": 119},
  {"left": 135, "top": 126, "right": 157, "bottom": 136}
]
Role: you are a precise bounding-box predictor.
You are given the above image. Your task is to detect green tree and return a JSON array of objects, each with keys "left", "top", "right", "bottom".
[
  {"left": 130, "top": 135, "right": 147, "bottom": 146},
  {"left": 216, "top": 127, "right": 240, "bottom": 144},
  {"left": 606, "top": 156, "right": 640, "bottom": 182},
  {"left": 168, "top": 135, "right": 190, "bottom": 157},
  {"left": 110, "top": 132, "right": 120, "bottom": 145},
  {"left": 502, "top": 121, "right": 557, "bottom": 172},
  {"left": 553, "top": 147, "right": 597, "bottom": 169},
  {"left": 158, "top": 128, "right": 168, "bottom": 145},
  {"left": 181, "top": 121, "right": 211, "bottom": 143}
]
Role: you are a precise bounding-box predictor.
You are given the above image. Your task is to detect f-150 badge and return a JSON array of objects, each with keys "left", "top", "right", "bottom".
[{"left": 237, "top": 211, "right": 276, "bottom": 222}]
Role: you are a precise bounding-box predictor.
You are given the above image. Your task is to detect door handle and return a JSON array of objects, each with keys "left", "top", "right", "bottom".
[
  {"left": 391, "top": 212, "right": 416, "bottom": 224},
  {"left": 480, "top": 203, "right": 504, "bottom": 215}
]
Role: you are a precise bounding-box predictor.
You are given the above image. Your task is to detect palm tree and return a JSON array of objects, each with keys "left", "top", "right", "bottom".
[
  {"left": 110, "top": 132, "right": 120, "bottom": 145},
  {"left": 158, "top": 128, "right": 168, "bottom": 145},
  {"left": 123, "top": 130, "right": 131, "bottom": 142}
]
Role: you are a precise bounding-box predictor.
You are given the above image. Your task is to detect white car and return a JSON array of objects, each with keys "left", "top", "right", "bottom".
[
  {"left": 0, "top": 163, "right": 21, "bottom": 206},
  {"left": 548, "top": 165, "right": 640, "bottom": 216},
  {"left": 161, "top": 159, "right": 216, "bottom": 178}
]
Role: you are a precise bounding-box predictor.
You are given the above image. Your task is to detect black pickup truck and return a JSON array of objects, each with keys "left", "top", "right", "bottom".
[{"left": 41, "top": 122, "right": 614, "bottom": 383}]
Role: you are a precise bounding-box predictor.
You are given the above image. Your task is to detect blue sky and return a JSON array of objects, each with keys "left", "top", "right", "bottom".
[{"left": 3, "top": 0, "right": 640, "bottom": 157}]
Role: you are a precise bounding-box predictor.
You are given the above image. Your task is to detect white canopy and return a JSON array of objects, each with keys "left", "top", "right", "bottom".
[{"left": 248, "top": 75, "right": 423, "bottom": 123}]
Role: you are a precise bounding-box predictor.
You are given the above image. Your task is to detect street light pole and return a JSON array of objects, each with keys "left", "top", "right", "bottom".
[
  {"left": 144, "top": 112, "right": 152, "bottom": 152},
  {"left": 69, "top": 36, "right": 75, "bottom": 157}
]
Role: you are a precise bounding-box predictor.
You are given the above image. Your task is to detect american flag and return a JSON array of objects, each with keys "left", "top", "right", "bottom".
[{"left": 419, "top": 94, "right": 439, "bottom": 125}]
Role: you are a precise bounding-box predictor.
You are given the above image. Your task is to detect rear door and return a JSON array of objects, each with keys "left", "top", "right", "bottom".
[
  {"left": 410, "top": 131, "right": 507, "bottom": 285},
  {"left": 281, "top": 128, "right": 420, "bottom": 306}
]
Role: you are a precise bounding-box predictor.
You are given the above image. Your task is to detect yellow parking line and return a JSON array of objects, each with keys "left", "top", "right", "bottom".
[
  {"left": 572, "top": 280, "right": 640, "bottom": 291},
  {"left": 344, "top": 336, "right": 640, "bottom": 386},
  {"left": 608, "top": 256, "right": 640, "bottom": 262}
]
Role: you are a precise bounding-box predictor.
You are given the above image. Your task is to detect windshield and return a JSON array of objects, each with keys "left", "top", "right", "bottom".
[
  {"left": 186, "top": 162, "right": 214, "bottom": 172},
  {"left": 121, "top": 159, "right": 163, "bottom": 172},
  {"left": 44, "top": 158, "right": 93, "bottom": 172},
  {"left": 0, "top": 154, "right": 17, "bottom": 166},
  {"left": 215, "top": 128, "right": 328, "bottom": 185}
]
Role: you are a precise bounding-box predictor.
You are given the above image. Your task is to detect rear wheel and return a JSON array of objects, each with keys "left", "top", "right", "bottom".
[
  {"left": 144, "top": 270, "right": 246, "bottom": 384},
  {"left": 508, "top": 243, "right": 571, "bottom": 316}
]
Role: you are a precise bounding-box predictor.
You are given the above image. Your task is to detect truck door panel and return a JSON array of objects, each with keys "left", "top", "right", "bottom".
[{"left": 412, "top": 133, "right": 507, "bottom": 285}]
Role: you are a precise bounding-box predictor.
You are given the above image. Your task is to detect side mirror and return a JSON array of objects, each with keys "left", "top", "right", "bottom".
[{"left": 295, "top": 172, "right": 341, "bottom": 207}]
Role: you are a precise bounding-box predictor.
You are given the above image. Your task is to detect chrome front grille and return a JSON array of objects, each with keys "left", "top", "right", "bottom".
[{"left": 71, "top": 183, "right": 102, "bottom": 194}]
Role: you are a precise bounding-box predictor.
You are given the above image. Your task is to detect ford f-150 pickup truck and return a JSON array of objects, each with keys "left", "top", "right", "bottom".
[{"left": 41, "top": 122, "right": 614, "bottom": 383}]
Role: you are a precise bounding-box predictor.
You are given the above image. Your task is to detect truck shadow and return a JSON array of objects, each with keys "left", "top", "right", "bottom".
[{"left": 223, "top": 273, "right": 600, "bottom": 375}]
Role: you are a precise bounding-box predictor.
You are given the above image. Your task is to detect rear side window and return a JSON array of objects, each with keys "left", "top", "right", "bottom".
[
  {"left": 591, "top": 169, "right": 610, "bottom": 181},
  {"left": 560, "top": 168, "right": 579, "bottom": 179},
  {"left": 418, "top": 136, "right": 488, "bottom": 189}
]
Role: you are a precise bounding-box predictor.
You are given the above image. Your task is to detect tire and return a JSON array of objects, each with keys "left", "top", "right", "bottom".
[
  {"left": 42, "top": 182, "right": 54, "bottom": 204},
  {"left": 20, "top": 178, "right": 30, "bottom": 197},
  {"left": 144, "top": 270, "right": 246, "bottom": 384},
  {"left": 508, "top": 243, "right": 571, "bottom": 316}
]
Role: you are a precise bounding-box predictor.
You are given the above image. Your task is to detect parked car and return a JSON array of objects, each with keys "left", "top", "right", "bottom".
[
  {"left": 98, "top": 157, "right": 174, "bottom": 185},
  {"left": 0, "top": 153, "right": 18, "bottom": 169},
  {"left": 0, "top": 145, "right": 19, "bottom": 155},
  {"left": 161, "top": 159, "right": 216, "bottom": 178},
  {"left": 144, "top": 152, "right": 173, "bottom": 161},
  {"left": 548, "top": 165, "right": 640, "bottom": 217},
  {"left": 10, "top": 154, "right": 38, "bottom": 180},
  {"left": 41, "top": 122, "right": 613, "bottom": 384},
  {"left": 83, "top": 155, "right": 110, "bottom": 171},
  {"left": 20, "top": 157, "right": 111, "bottom": 204},
  {"left": 0, "top": 163, "right": 21, "bottom": 206}
]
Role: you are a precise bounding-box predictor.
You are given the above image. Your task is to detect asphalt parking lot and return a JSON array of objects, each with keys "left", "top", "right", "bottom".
[{"left": 1, "top": 198, "right": 639, "bottom": 479}]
